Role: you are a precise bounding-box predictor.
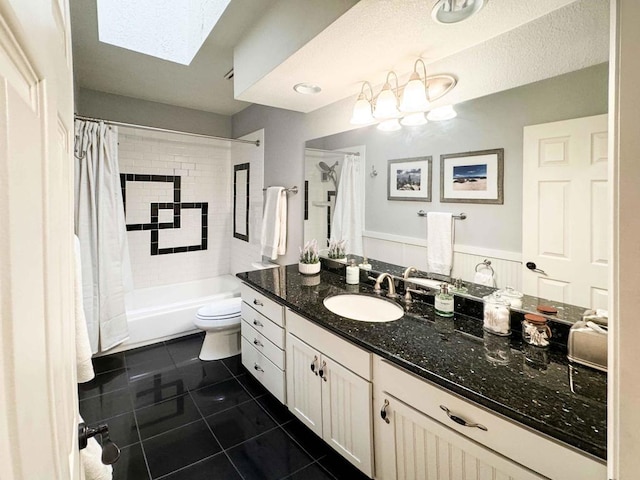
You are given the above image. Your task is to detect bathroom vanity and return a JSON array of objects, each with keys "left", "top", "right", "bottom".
[{"left": 237, "top": 265, "right": 606, "bottom": 480}]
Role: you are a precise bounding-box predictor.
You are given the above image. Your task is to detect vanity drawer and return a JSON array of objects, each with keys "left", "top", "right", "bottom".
[
  {"left": 242, "top": 337, "right": 286, "bottom": 404},
  {"left": 240, "top": 283, "right": 284, "bottom": 326},
  {"left": 241, "top": 302, "right": 285, "bottom": 348},
  {"left": 373, "top": 357, "right": 606, "bottom": 480},
  {"left": 287, "top": 309, "right": 371, "bottom": 380},
  {"left": 241, "top": 319, "right": 285, "bottom": 369}
]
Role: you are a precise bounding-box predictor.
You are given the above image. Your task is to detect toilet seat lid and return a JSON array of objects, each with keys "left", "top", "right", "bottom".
[{"left": 196, "top": 296, "right": 241, "bottom": 318}]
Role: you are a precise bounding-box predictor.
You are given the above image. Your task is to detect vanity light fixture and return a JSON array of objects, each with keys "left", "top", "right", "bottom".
[
  {"left": 400, "top": 113, "right": 428, "bottom": 126},
  {"left": 373, "top": 72, "right": 401, "bottom": 119},
  {"left": 350, "top": 63, "right": 457, "bottom": 129},
  {"left": 400, "top": 59, "right": 430, "bottom": 113},
  {"left": 293, "top": 83, "right": 322, "bottom": 95},
  {"left": 431, "top": 0, "right": 488, "bottom": 24},
  {"left": 350, "top": 82, "right": 375, "bottom": 125},
  {"left": 427, "top": 105, "right": 457, "bottom": 121}
]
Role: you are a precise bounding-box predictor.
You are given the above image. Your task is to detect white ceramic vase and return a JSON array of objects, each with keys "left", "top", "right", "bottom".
[{"left": 298, "top": 262, "right": 321, "bottom": 275}]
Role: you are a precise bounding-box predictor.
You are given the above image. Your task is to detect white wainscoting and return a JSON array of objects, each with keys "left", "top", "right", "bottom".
[{"left": 363, "top": 231, "right": 523, "bottom": 290}]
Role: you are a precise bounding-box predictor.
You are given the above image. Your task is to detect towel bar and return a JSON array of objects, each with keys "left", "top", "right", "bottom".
[
  {"left": 263, "top": 186, "right": 298, "bottom": 194},
  {"left": 417, "top": 210, "right": 466, "bottom": 220}
]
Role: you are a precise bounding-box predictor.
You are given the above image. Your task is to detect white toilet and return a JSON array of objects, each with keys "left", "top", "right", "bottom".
[{"left": 194, "top": 296, "right": 242, "bottom": 361}]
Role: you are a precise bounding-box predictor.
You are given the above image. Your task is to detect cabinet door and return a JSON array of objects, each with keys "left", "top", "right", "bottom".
[
  {"left": 376, "top": 394, "right": 545, "bottom": 480},
  {"left": 286, "top": 333, "right": 323, "bottom": 436},
  {"left": 321, "top": 356, "right": 373, "bottom": 478}
]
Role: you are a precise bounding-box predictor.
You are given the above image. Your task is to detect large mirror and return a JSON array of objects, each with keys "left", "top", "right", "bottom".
[{"left": 304, "top": 51, "right": 608, "bottom": 310}]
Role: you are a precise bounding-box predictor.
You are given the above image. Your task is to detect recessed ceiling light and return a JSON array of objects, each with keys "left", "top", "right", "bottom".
[
  {"left": 293, "top": 83, "right": 322, "bottom": 95},
  {"left": 431, "top": 0, "right": 487, "bottom": 24},
  {"left": 97, "top": 0, "right": 231, "bottom": 65}
]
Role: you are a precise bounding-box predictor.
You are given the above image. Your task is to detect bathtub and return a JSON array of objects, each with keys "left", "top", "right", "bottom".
[{"left": 110, "top": 275, "right": 241, "bottom": 353}]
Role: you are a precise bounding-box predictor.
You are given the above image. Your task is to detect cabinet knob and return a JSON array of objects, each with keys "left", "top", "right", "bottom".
[
  {"left": 318, "top": 360, "right": 327, "bottom": 382},
  {"left": 253, "top": 338, "right": 263, "bottom": 348},
  {"left": 440, "top": 405, "right": 487, "bottom": 431},
  {"left": 310, "top": 356, "right": 318, "bottom": 375},
  {"left": 253, "top": 319, "right": 263, "bottom": 327},
  {"left": 254, "top": 363, "right": 264, "bottom": 373},
  {"left": 380, "top": 399, "right": 390, "bottom": 424},
  {"left": 253, "top": 298, "right": 264, "bottom": 306}
]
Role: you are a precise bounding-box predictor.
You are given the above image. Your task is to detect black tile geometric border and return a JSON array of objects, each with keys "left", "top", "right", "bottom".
[{"left": 120, "top": 173, "right": 208, "bottom": 256}]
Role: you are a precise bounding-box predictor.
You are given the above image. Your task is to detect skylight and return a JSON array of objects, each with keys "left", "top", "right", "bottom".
[{"left": 97, "top": 0, "right": 231, "bottom": 65}]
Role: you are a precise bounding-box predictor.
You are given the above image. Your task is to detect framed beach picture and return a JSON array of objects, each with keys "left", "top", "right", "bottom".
[
  {"left": 440, "top": 149, "right": 504, "bottom": 204},
  {"left": 387, "top": 156, "right": 432, "bottom": 201}
]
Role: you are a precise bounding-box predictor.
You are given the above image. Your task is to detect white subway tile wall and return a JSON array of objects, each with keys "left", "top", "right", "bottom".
[{"left": 118, "top": 126, "right": 232, "bottom": 288}]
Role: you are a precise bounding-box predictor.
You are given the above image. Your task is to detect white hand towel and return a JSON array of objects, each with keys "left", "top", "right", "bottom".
[
  {"left": 474, "top": 270, "right": 496, "bottom": 287},
  {"left": 426, "top": 212, "right": 453, "bottom": 275},
  {"left": 74, "top": 236, "right": 95, "bottom": 383},
  {"left": 261, "top": 187, "right": 287, "bottom": 260}
]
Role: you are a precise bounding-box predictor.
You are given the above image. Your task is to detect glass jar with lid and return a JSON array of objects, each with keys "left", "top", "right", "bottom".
[
  {"left": 495, "top": 286, "right": 523, "bottom": 309},
  {"left": 522, "top": 313, "right": 552, "bottom": 347},
  {"left": 482, "top": 292, "right": 511, "bottom": 336}
]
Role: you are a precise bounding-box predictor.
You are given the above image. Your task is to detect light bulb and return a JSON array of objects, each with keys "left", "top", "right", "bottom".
[
  {"left": 400, "top": 73, "right": 430, "bottom": 113},
  {"left": 373, "top": 83, "right": 400, "bottom": 119},
  {"left": 350, "top": 94, "right": 374, "bottom": 125}
]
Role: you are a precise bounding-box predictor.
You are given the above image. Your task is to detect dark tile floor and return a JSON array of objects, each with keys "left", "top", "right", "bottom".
[{"left": 79, "top": 333, "right": 370, "bottom": 480}]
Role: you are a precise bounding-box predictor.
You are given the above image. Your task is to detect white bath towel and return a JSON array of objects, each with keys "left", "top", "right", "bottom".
[
  {"left": 426, "top": 212, "right": 453, "bottom": 275},
  {"left": 74, "top": 236, "right": 95, "bottom": 383},
  {"left": 474, "top": 270, "right": 496, "bottom": 287},
  {"left": 261, "top": 187, "right": 287, "bottom": 260}
]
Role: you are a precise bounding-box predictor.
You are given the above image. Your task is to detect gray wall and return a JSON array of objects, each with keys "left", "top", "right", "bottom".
[
  {"left": 245, "top": 64, "right": 608, "bottom": 263},
  {"left": 76, "top": 88, "right": 232, "bottom": 137}
]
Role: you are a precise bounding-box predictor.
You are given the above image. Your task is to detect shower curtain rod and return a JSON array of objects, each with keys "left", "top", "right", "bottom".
[
  {"left": 306, "top": 147, "right": 360, "bottom": 156},
  {"left": 74, "top": 115, "right": 260, "bottom": 147}
]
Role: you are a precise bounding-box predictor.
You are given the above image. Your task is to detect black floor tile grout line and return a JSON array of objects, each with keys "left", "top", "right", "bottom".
[
  {"left": 131, "top": 393, "right": 154, "bottom": 480},
  {"left": 186, "top": 387, "right": 247, "bottom": 480},
  {"left": 280, "top": 458, "right": 338, "bottom": 480},
  {"left": 152, "top": 452, "right": 223, "bottom": 480}
]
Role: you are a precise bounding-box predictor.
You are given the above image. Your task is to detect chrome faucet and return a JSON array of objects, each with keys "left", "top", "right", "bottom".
[
  {"left": 402, "top": 266, "right": 418, "bottom": 302},
  {"left": 373, "top": 272, "right": 397, "bottom": 299}
]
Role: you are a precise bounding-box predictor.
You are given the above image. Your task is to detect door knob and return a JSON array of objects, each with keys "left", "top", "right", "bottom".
[
  {"left": 78, "top": 422, "right": 120, "bottom": 465},
  {"left": 525, "top": 262, "right": 547, "bottom": 275}
]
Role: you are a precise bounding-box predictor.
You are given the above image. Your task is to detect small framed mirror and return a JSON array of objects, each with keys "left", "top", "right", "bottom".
[{"left": 233, "top": 163, "right": 250, "bottom": 241}]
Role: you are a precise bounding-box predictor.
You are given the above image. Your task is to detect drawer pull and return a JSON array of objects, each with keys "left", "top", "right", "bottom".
[
  {"left": 253, "top": 338, "right": 263, "bottom": 348},
  {"left": 253, "top": 299, "right": 264, "bottom": 307},
  {"left": 310, "top": 355, "right": 318, "bottom": 375},
  {"left": 254, "top": 363, "right": 264, "bottom": 373},
  {"left": 253, "top": 319, "right": 263, "bottom": 327},
  {"left": 318, "top": 360, "right": 327, "bottom": 382},
  {"left": 440, "top": 405, "right": 487, "bottom": 431},
  {"left": 380, "top": 399, "right": 390, "bottom": 424}
]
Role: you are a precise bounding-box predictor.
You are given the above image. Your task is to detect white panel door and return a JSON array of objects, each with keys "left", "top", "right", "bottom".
[
  {"left": 376, "top": 394, "right": 545, "bottom": 480},
  {"left": 0, "top": 0, "right": 77, "bottom": 479},
  {"left": 522, "top": 114, "right": 608, "bottom": 308},
  {"left": 320, "top": 355, "right": 373, "bottom": 478},
  {"left": 285, "top": 333, "right": 323, "bottom": 436}
]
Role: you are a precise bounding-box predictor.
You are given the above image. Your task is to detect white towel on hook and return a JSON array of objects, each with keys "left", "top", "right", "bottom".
[
  {"left": 74, "top": 236, "right": 95, "bottom": 383},
  {"left": 474, "top": 270, "right": 495, "bottom": 287},
  {"left": 427, "top": 212, "right": 453, "bottom": 275},
  {"left": 261, "top": 187, "right": 287, "bottom": 260}
]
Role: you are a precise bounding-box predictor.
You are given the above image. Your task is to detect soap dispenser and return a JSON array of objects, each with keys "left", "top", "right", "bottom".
[{"left": 434, "top": 283, "right": 454, "bottom": 317}]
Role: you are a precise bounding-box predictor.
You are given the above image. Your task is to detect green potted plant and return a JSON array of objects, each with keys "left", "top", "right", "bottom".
[
  {"left": 327, "top": 239, "right": 347, "bottom": 260},
  {"left": 299, "top": 239, "right": 321, "bottom": 275}
]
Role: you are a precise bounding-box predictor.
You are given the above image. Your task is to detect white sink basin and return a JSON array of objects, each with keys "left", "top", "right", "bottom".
[
  {"left": 406, "top": 277, "right": 444, "bottom": 289},
  {"left": 323, "top": 294, "right": 404, "bottom": 322}
]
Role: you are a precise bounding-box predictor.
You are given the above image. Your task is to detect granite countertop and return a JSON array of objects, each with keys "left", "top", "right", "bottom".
[{"left": 236, "top": 264, "right": 607, "bottom": 461}]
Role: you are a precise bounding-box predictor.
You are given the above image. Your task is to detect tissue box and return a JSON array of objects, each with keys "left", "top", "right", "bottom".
[{"left": 567, "top": 314, "right": 608, "bottom": 372}]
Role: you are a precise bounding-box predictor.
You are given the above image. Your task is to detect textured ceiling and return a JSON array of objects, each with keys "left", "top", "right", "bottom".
[
  {"left": 237, "top": 0, "right": 608, "bottom": 113},
  {"left": 71, "top": 0, "right": 276, "bottom": 115},
  {"left": 71, "top": 0, "right": 608, "bottom": 117}
]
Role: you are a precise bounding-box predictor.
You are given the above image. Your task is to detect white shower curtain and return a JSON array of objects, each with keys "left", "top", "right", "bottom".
[
  {"left": 330, "top": 154, "right": 363, "bottom": 255},
  {"left": 74, "top": 119, "right": 131, "bottom": 353}
]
